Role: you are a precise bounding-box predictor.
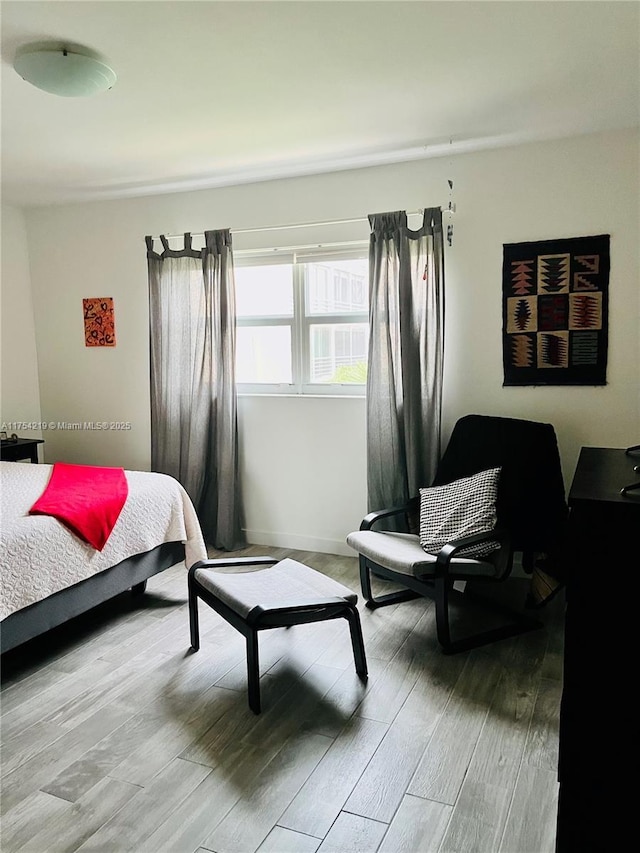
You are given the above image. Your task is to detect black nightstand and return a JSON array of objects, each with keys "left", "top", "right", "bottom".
[{"left": 0, "top": 438, "right": 44, "bottom": 463}]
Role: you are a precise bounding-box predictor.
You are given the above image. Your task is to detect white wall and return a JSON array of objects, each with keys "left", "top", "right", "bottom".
[
  {"left": 21, "top": 128, "right": 640, "bottom": 553},
  {"left": 239, "top": 395, "right": 366, "bottom": 553},
  {"left": 0, "top": 204, "right": 43, "bottom": 453}
]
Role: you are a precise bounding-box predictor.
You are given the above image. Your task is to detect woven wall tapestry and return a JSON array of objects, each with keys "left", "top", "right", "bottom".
[{"left": 502, "top": 234, "right": 609, "bottom": 386}]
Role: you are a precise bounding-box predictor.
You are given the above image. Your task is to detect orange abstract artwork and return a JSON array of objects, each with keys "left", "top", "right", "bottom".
[{"left": 83, "top": 297, "right": 116, "bottom": 347}]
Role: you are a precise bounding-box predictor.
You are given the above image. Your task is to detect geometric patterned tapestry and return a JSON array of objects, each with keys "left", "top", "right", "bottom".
[{"left": 502, "top": 234, "right": 609, "bottom": 386}]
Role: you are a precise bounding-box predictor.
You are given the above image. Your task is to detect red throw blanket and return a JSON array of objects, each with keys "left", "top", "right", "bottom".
[{"left": 29, "top": 462, "right": 128, "bottom": 551}]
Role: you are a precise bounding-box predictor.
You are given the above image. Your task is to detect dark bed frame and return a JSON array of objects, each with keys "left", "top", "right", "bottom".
[{"left": 0, "top": 541, "right": 185, "bottom": 654}]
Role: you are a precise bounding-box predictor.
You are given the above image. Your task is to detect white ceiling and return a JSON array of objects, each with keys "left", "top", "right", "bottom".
[{"left": 1, "top": 0, "right": 638, "bottom": 207}]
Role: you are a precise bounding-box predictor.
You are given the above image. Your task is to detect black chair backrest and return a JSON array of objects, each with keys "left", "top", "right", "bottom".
[{"left": 433, "top": 414, "right": 568, "bottom": 554}]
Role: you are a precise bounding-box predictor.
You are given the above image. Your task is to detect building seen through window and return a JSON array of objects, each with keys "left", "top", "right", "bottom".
[{"left": 235, "top": 252, "right": 368, "bottom": 394}]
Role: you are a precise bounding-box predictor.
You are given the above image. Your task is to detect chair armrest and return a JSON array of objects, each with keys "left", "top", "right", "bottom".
[
  {"left": 434, "top": 528, "right": 510, "bottom": 574},
  {"left": 360, "top": 498, "right": 419, "bottom": 530}
]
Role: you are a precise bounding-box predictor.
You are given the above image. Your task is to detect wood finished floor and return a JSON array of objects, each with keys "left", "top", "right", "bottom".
[{"left": 0, "top": 547, "right": 564, "bottom": 853}]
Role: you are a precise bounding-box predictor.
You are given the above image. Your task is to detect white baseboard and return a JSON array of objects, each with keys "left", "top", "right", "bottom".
[{"left": 243, "top": 528, "right": 353, "bottom": 557}]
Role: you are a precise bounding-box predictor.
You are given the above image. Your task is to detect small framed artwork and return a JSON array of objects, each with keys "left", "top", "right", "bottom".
[
  {"left": 502, "top": 234, "right": 609, "bottom": 386},
  {"left": 83, "top": 297, "right": 116, "bottom": 347}
]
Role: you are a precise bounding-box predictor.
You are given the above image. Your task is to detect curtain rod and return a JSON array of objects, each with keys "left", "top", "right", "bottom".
[
  {"left": 162, "top": 209, "right": 429, "bottom": 240},
  {"left": 235, "top": 239, "right": 369, "bottom": 257}
]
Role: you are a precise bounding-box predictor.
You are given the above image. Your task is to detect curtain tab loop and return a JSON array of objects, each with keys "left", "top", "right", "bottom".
[
  {"left": 423, "top": 207, "right": 443, "bottom": 232},
  {"left": 368, "top": 211, "right": 407, "bottom": 237},
  {"left": 160, "top": 235, "right": 170, "bottom": 252},
  {"left": 145, "top": 235, "right": 154, "bottom": 252},
  {"left": 205, "top": 229, "right": 233, "bottom": 253},
  {"left": 184, "top": 233, "right": 192, "bottom": 251}
]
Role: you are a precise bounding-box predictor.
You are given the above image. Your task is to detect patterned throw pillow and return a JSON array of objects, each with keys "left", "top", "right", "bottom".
[{"left": 419, "top": 467, "right": 501, "bottom": 559}]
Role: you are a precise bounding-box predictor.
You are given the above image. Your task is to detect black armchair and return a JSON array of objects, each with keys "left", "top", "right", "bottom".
[{"left": 347, "top": 414, "right": 568, "bottom": 654}]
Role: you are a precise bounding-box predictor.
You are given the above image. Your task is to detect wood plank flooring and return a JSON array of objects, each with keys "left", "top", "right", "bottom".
[{"left": 0, "top": 546, "right": 564, "bottom": 852}]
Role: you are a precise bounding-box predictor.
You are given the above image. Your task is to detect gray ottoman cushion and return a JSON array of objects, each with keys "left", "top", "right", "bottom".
[{"left": 194, "top": 557, "right": 357, "bottom": 618}]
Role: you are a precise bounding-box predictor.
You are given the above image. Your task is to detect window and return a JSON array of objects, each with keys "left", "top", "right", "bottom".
[{"left": 235, "top": 248, "right": 369, "bottom": 394}]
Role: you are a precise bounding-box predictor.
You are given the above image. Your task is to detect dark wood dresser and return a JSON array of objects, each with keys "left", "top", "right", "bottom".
[{"left": 556, "top": 446, "right": 639, "bottom": 851}]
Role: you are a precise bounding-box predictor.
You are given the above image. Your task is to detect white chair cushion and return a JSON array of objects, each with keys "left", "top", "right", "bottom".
[{"left": 346, "top": 530, "right": 496, "bottom": 578}]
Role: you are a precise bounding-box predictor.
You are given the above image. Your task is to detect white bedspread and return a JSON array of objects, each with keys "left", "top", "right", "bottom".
[{"left": 0, "top": 461, "right": 207, "bottom": 621}]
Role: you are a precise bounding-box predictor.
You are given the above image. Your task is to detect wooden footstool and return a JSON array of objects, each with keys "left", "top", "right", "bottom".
[{"left": 188, "top": 556, "right": 368, "bottom": 713}]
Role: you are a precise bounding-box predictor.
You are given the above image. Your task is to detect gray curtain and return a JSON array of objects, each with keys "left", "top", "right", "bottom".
[
  {"left": 146, "top": 230, "right": 245, "bottom": 550},
  {"left": 366, "top": 208, "right": 444, "bottom": 512}
]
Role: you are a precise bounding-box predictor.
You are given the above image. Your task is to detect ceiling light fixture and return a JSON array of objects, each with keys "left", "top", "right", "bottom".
[{"left": 14, "top": 45, "right": 116, "bottom": 97}]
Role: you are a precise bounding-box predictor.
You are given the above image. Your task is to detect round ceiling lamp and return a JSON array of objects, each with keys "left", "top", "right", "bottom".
[{"left": 14, "top": 45, "right": 116, "bottom": 97}]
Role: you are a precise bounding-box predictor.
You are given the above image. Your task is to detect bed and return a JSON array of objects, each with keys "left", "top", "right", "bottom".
[{"left": 0, "top": 461, "right": 207, "bottom": 653}]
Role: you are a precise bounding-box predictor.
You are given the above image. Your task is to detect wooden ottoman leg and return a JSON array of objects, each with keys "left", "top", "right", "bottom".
[
  {"left": 359, "top": 555, "right": 374, "bottom": 605},
  {"left": 246, "top": 630, "right": 261, "bottom": 714},
  {"left": 345, "top": 603, "right": 368, "bottom": 679},
  {"left": 188, "top": 579, "right": 200, "bottom": 652}
]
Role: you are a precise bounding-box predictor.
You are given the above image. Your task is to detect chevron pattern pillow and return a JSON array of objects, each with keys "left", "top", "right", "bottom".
[{"left": 419, "top": 467, "right": 501, "bottom": 559}]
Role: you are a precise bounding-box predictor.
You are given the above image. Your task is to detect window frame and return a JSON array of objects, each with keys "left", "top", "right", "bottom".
[{"left": 235, "top": 244, "right": 369, "bottom": 396}]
